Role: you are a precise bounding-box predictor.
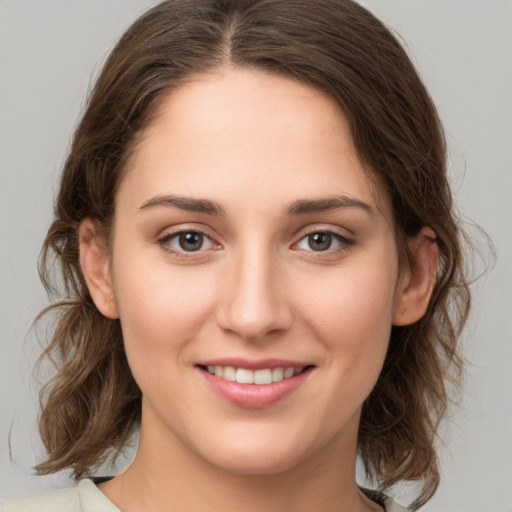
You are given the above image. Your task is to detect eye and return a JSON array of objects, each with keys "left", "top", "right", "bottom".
[
  {"left": 159, "top": 231, "right": 216, "bottom": 253},
  {"left": 296, "top": 231, "right": 352, "bottom": 252}
]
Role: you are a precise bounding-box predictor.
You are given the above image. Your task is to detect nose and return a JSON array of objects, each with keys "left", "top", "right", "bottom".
[{"left": 216, "top": 247, "right": 293, "bottom": 342}]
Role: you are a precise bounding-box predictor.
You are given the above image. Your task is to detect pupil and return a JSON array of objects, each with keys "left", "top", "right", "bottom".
[
  {"left": 179, "top": 232, "right": 203, "bottom": 251},
  {"left": 308, "top": 232, "right": 331, "bottom": 251}
]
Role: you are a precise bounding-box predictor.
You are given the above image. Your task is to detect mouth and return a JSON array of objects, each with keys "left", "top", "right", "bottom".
[
  {"left": 196, "top": 360, "right": 314, "bottom": 408},
  {"left": 198, "top": 365, "right": 310, "bottom": 385}
]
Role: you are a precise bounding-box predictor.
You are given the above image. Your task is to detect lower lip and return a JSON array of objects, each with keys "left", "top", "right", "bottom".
[{"left": 199, "top": 367, "right": 313, "bottom": 408}]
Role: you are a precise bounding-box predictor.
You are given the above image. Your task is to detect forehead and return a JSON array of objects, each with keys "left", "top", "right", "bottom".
[{"left": 119, "top": 67, "right": 391, "bottom": 217}]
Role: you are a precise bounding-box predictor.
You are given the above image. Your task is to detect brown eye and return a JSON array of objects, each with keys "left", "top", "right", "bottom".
[
  {"left": 307, "top": 232, "right": 332, "bottom": 251},
  {"left": 295, "top": 230, "right": 353, "bottom": 253},
  {"left": 159, "top": 231, "right": 215, "bottom": 254},
  {"left": 178, "top": 232, "right": 204, "bottom": 252}
]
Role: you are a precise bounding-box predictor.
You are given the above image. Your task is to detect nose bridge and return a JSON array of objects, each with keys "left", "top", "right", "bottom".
[{"left": 218, "top": 240, "right": 291, "bottom": 340}]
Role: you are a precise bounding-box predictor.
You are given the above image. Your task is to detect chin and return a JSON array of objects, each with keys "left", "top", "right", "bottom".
[
  {"left": 191, "top": 425, "right": 325, "bottom": 477},
  {"left": 207, "top": 449, "right": 307, "bottom": 476}
]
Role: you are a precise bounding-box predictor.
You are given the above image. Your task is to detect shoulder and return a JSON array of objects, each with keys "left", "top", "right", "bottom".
[
  {"left": 361, "top": 488, "right": 411, "bottom": 512},
  {"left": 0, "top": 479, "right": 119, "bottom": 512},
  {"left": 0, "top": 486, "right": 80, "bottom": 512},
  {"left": 382, "top": 496, "right": 411, "bottom": 512}
]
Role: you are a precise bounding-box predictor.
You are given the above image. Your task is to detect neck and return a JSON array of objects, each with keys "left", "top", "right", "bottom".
[{"left": 100, "top": 407, "right": 381, "bottom": 512}]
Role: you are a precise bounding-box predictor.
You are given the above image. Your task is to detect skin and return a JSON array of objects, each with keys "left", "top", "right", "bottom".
[{"left": 80, "top": 67, "right": 438, "bottom": 512}]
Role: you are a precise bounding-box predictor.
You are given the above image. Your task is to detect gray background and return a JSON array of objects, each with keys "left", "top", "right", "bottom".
[{"left": 1, "top": 1, "right": 511, "bottom": 510}]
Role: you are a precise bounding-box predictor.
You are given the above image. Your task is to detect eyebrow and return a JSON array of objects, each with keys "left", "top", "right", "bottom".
[
  {"left": 139, "top": 193, "right": 373, "bottom": 217},
  {"left": 284, "top": 195, "right": 374, "bottom": 216},
  {"left": 139, "top": 195, "right": 226, "bottom": 215}
]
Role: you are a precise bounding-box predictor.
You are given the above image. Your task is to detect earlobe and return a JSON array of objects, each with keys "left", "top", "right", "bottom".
[
  {"left": 392, "top": 227, "right": 439, "bottom": 326},
  {"left": 79, "top": 219, "right": 119, "bottom": 319}
]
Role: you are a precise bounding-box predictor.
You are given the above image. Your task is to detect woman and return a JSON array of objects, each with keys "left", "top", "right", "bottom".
[{"left": 1, "top": 1, "right": 470, "bottom": 511}]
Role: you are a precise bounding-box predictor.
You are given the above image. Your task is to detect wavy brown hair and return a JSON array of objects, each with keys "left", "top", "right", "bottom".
[{"left": 36, "top": 0, "right": 470, "bottom": 508}]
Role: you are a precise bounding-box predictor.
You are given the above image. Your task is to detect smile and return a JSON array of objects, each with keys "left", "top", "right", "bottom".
[
  {"left": 204, "top": 365, "right": 306, "bottom": 385},
  {"left": 198, "top": 363, "right": 314, "bottom": 408}
]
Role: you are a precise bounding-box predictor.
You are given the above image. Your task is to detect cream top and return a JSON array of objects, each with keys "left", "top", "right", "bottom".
[{"left": 0, "top": 479, "right": 409, "bottom": 512}]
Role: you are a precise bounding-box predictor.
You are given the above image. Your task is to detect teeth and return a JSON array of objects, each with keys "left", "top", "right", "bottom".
[
  {"left": 223, "top": 366, "right": 236, "bottom": 382},
  {"left": 284, "top": 367, "right": 295, "bottom": 379},
  {"left": 206, "top": 365, "right": 305, "bottom": 384},
  {"left": 254, "top": 369, "right": 272, "bottom": 385},
  {"left": 272, "top": 367, "right": 284, "bottom": 381},
  {"left": 235, "top": 368, "right": 254, "bottom": 384}
]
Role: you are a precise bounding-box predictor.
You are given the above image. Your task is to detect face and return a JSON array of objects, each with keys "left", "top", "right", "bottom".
[{"left": 85, "top": 68, "right": 417, "bottom": 476}]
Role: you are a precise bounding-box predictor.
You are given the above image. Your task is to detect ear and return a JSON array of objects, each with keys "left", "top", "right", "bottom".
[
  {"left": 392, "top": 227, "right": 439, "bottom": 326},
  {"left": 79, "top": 219, "right": 119, "bottom": 319}
]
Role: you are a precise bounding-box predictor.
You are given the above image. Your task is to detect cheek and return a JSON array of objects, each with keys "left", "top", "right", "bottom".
[
  {"left": 297, "top": 258, "right": 398, "bottom": 382},
  {"left": 111, "top": 257, "right": 217, "bottom": 358},
  {"left": 305, "top": 268, "right": 396, "bottom": 340}
]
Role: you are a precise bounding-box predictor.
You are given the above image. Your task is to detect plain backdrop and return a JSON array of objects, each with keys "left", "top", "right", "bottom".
[{"left": 1, "top": 1, "right": 511, "bottom": 510}]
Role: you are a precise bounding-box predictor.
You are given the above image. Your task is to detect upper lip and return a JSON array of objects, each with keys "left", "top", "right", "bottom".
[{"left": 196, "top": 358, "right": 313, "bottom": 370}]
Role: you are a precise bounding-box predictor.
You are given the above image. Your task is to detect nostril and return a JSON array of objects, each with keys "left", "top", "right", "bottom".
[{"left": 215, "top": 268, "right": 293, "bottom": 341}]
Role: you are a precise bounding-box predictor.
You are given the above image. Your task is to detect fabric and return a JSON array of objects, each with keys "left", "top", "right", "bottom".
[
  {"left": 0, "top": 478, "right": 409, "bottom": 512},
  {"left": 361, "top": 488, "right": 410, "bottom": 512},
  {"left": 0, "top": 480, "right": 119, "bottom": 512}
]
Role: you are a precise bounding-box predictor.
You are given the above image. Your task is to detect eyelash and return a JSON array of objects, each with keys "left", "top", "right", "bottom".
[
  {"left": 292, "top": 229, "right": 354, "bottom": 255},
  {"left": 157, "top": 227, "right": 355, "bottom": 258},
  {"left": 158, "top": 229, "right": 218, "bottom": 257}
]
